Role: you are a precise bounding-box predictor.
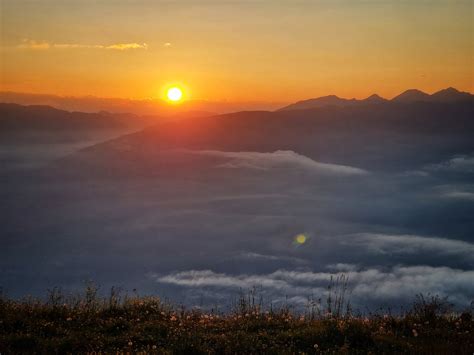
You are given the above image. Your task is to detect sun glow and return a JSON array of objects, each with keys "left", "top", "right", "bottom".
[{"left": 167, "top": 87, "right": 183, "bottom": 102}]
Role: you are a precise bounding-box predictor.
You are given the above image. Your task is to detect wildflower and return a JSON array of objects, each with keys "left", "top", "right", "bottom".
[
  {"left": 412, "top": 329, "right": 418, "bottom": 337},
  {"left": 128, "top": 341, "right": 133, "bottom": 346},
  {"left": 314, "top": 344, "right": 319, "bottom": 349},
  {"left": 152, "top": 345, "right": 157, "bottom": 350}
]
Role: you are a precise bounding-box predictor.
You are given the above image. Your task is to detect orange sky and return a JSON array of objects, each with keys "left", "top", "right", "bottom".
[{"left": 1, "top": 0, "right": 473, "bottom": 104}]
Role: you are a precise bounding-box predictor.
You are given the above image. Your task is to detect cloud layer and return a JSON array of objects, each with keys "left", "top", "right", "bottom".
[
  {"left": 426, "top": 154, "right": 474, "bottom": 174},
  {"left": 154, "top": 266, "right": 474, "bottom": 307},
  {"left": 2, "top": 129, "right": 473, "bottom": 312},
  {"left": 189, "top": 150, "right": 369, "bottom": 176},
  {"left": 15, "top": 39, "right": 148, "bottom": 51},
  {"left": 344, "top": 233, "right": 474, "bottom": 260}
]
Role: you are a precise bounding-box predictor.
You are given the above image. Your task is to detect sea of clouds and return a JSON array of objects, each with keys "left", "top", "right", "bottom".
[{"left": 1, "top": 143, "right": 473, "bottom": 311}]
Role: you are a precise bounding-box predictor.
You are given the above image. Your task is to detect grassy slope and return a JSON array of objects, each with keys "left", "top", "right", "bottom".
[{"left": 0, "top": 289, "right": 473, "bottom": 354}]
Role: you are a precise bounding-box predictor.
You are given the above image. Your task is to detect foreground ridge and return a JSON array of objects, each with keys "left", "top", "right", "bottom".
[{"left": 0, "top": 290, "right": 472, "bottom": 353}]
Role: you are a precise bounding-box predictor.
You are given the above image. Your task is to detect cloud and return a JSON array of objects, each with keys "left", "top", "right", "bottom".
[
  {"left": 153, "top": 266, "right": 474, "bottom": 306},
  {"left": 188, "top": 150, "right": 369, "bottom": 176},
  {"left": 344, "top": 233, "right": 474, "bottom": 259},
  {"left": 52, "top": 44, "right": 104, "bottom": 50},
  {"left": 402, "top": 154, "right": 474, "bottom": 179},
  {"left": 15, "top": 39, "right": 148, "bottom": 51},
  {"left": 16, "top": 40, "right": 51, "bottom": 50},
  {"left": 426, "top": 155, "right": 474, "bottom": 174},
  {"left": 440, "top": 190, "right": 474, "bottom": 200},
  {"left": 156, "top": 270, "right": 291, "bottom": 290},
  {"left": 326, "top": 263, "right": 359, "bottom": 272},
  {"left": 233, "top": 252, "right": 308, "bottom": 265},
  {"left": 432, "top": 185, "right": 474, "bottom": 201},
  {"left": 105, "top": 43, "right": 148, "bottom": 50}
]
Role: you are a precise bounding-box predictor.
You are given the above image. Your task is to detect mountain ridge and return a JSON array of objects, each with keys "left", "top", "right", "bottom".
[
  {"left": 52, "top": 100, "right": 474, "bottom": 177},
  {"left": 278, "top": 87, "right": 473, "bottom": 111}
]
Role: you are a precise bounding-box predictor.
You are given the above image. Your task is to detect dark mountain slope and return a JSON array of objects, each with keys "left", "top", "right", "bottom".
[
  {"left": 56, "top": 101, "right": 474, "bottom": 174},
  {"left": 0, "top": 103, "right": 157, "bottom": 131},
  {"left": 391, "top": 89, "right": 432, "bottom": 103}
]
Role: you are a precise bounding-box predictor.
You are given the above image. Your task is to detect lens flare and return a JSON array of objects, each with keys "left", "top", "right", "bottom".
[{"left": 294, "top": 234, "right": 307, "bottom": 245}]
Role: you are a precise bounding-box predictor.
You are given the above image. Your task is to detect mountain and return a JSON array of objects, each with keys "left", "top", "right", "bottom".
[
  {"left": 393, "top": 87, "right": 474, "bottom": 103},
  {"left": 391, "top": 89, "right": 432, "bottom": 103},
  {"left": 278, "top": 94, "right": 389, "bottom": 111},
  {"left": 56, "top": 100, "right": 474, "bottom": 175},
  {"left": 0, "top": 91, "right": 284, "bottom": 115},
  {"left": 364, "top": 94, "right": 388, "bottom": 103},
  {"left": 279, "top": 88, "right": 473, "bottom": 111},
  {"left": 0, "top": 103, "right": 165, "bottom": 144},
  {"left": 277, "top": 95, "right": 357, "bottom": 111},
  {"left": 430, "top": 87, "right": 474, "bottom": 103}
]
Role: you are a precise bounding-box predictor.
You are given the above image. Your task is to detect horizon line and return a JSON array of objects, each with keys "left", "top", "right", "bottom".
[{"left": 1, "top": 86, "right": 473, "bottom": 105}]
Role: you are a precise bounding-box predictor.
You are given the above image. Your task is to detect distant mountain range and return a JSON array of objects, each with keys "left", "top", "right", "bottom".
[
  {"left": 278, "top": 87, "right": 473, "bottom": 111},
  {"left": 55, "top": 98, "right": 474, "bottom": 175},
  {"left": 2, "top": 87, "right": 473, "bottom": 152},
  {"left": 0, "top": 103, "right": 166, "bottom": 145},
  {"left": 0, "top": 91, "right": 281, "bottom": 115},
  {"left": 0, "top": 103, "right": 215, "bottom": 136},
  {"left": 0, "top": 103, "right": 157, "bottom": 131}
]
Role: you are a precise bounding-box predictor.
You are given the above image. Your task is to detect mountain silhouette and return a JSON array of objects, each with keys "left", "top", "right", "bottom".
[
  {"left": 363, "top": 94, "right": 387, "bottom": 103},
  {"left": 391, "top": 89, "right": 431, "bottom": 103},
  {"left": 279, "top": 88, "right": 473, "bottom": 111},
  {"left": 278, "top": 95, "right": 357, "bottom": 111},
  {"left": 0, "top": 103, "right": 164, "bottom": 144},
  {"left": 430, "top": 87, "right": 474, "bottom": 102},
  {"left": 56, "top": 100, "right": 474, "bottom": 176},
  {"left": 0, "top": 103, "right": 156, "bottom": 131}
]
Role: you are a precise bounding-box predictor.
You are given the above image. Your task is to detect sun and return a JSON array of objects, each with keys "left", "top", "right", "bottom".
[{"left": 167, "top": 87, "right": 183, "bottom": 102}]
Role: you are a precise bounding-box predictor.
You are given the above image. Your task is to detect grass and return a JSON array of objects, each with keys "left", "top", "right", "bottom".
[{"left": 0, "top": 284, "right": 473, "bottom": 354}]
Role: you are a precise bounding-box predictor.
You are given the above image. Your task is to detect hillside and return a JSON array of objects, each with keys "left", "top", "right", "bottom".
[
  {"left": 0, "top": 103, "right": 157, "bottom": 132},
  {"left": 0, "top": 291, "right": 472, "bottom": 354},
  {"left": 60, "top": 100, "right": 474, "bottom": 174}
]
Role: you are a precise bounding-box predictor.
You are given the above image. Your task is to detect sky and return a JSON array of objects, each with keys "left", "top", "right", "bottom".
[{"left": 1, "top": 0, "right": 473, "bottom": 103}]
